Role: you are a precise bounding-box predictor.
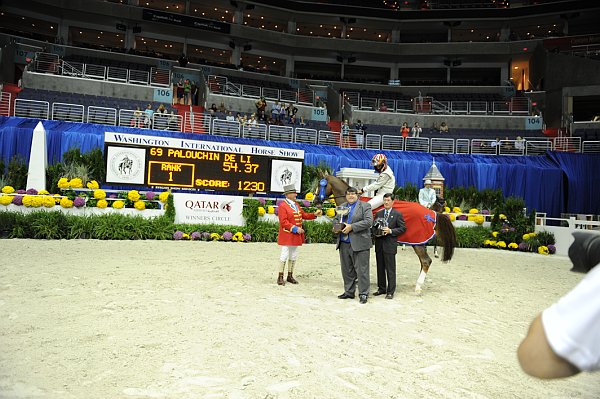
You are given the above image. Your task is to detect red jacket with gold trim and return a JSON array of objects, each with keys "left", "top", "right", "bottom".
[{"left": 277, "top": 199, "right": 317, "bottom": 246}]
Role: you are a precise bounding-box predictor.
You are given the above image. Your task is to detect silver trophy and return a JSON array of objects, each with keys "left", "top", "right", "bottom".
[
  {"left": 333, "top": 205, "right": 350, "bottom": 238},
  {"left": 372, "top": 217, "right": 389, "bottom": 237}
]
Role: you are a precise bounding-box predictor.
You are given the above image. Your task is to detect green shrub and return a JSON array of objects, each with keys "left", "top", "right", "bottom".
[
  {"left": 455, "top": 226, "right": 491, "bottom": 248},
  {"left": 304, "top": 220, "right": 336, "bottom": 243},
  {"left": 29, "top": 211, "right": 68, "bottom": 239},
  {"left": 7, "top": 155, "right": 27, "bottom": 190}
]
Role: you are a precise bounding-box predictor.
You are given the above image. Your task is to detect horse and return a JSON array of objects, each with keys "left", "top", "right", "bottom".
[{"left": 312, "top": 173, "right": 457, "bottom": 295}]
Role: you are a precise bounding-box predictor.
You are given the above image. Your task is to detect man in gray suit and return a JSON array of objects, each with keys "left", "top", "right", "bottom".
[
  {"left": 333, "top": 186, "right": 373, "bottom": 304},
  {"left": 373, "top": 193, "right": 406, "bottom": 299}
]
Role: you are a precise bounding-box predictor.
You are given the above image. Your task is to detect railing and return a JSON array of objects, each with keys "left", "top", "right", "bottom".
[
  {"left": 0, "top": 92, "right": 11, "bottom": 116},
  {"left": 150, "top": 67, "right": 170, "bottom": 87},
  {"left": 107, "top": 66, "right": 128, "bottom": 83},
  {"left": 456, "top": 138, "right": 470, "bottom": 154},
  {"left": 242, "top": 84, "right": 261, "bottom": 98},
  {"left": 294, "top": 128, "right": 317, "bottom": 144},
  {"left": 430, "top": 138, "right": 455, "bottom": 154},
  {"left": 83, "top": 64, "right": 107, "bottom": 80},
  {"left": 183, "top": 112, "right": 211, "bottom": 134},
  {"left": 582, "top": 141, "right": 600, "bottom": 153},
  {"left": 268, "top": 125, "right": 294, "bottom": 142},
  {"left": 381, "top": 135, "right": 404, "bottom": 151},
  {"left": 128, "top": 69, "right": 150, "bottom": 85},
  {"left": 51, "top": 102, "right": 85, "bottom": 123},
  {"left": 212, "top": 119, "right": 241, "bottom": 138},
  {"left": 62, "top": 61, "right": 84, "bottom": 77},
  {"left": 364, "top": 134, "right": 381, "bottom": 150},
  {"left": 206, "top": 75, "right": 314, "bottom": 105},
  {"left": 87, "top": 106, "right": 117, "bottom": 126},
  {"left": 14, "top": 99, "right": 50, "bottom": 119},
  {"left": 554, "top": 136, "right": 581, "bottom": 152},
  {"left": 34, "top": 52, "right": 60, "bottom": 74},
  {"left": 404, "top": 137, "right": 428, "bottom": 152},
  {"left": 450, "top": 101, "right": 468, "bottom": 114},
  {"left": 118, "top": 109, "right": 149, "bottom": 129},
  {"left": 431, "top": 100, "right": 450, "bottom": 114},
  {"left": 242, "top": 123, "right": 268, "bottom": 140},
  {"left": 526, "top": 140, "right": 553, "bottom": 155},
  {"left": 318, "top": 130, "right": 340, "bottom": 146}
]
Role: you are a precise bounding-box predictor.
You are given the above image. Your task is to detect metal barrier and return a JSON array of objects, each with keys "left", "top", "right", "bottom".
[
  {"left": 497, "top": 140, "right": 524, "bottom": 156},
  {"left": 118, "top": 109, "right": 149, "bottom": 129},
  {"left": 51, "top": 102, "right": 84, "bottom": 123},
  {"left": 62, "top": 61, "right": 84, "bottom": 77},
  {"left": 212, "top": 119, "right": 240, "bottom": 138},
  {"left": 471, "top": 139, "right": 498, "bottom": 155},
  {"left": 364, "top": 134, "right": 381, "bottom": 150},
  {"left": 294, "top": 128, "right": 317, "bottom": 144},
  {"left": 83, "top": 64, "right": 106, "bottom": 80},
  {"left": 87, "top": 106, "right": 117, "bottom": 126},
  {"left": 150, "top": 67, "right": 170, "bottom": 87},
  {"left": 382, "top": 135, "right": 404, "bottom": 151},
  {"left": 456, "top": 138, "right": 470, "bottom": 154},
  {"left": 280, "top": 89, "right": 298, "bottom": 104},
  {"left": 262, "top": 87, "right": 279, "bottom": 101},
  {"left": 0, "top": 92, "right": 11, "bottom": 116},
  {"left": 107, "top": 66, "right": 128, "bottom": 83},
  {"left": 469, "top": 101, "right": 488, "bottom": 114},
  {"left": 360, "top": 97, "right": 377, "bottom": 111},
  {"left": 394, "top": 99, "right": 413, "bottom": 113},
  {"left": 152, "top": 113, "right": 171, "bottom": 131},
  {"left": 450, "top": 101, "right": 468, "bottom": 114},
  {"left": 268, "top": 125, "right": 294, "bottom": 142},
  {"left": 344, "top": 92, "right": 359, "bottom": 107},
  {"left": 184, "top": 112, "right": 211, "bottom": 133},
  {"left": 430, "top": 138, "right": 455, "bottom": 154},
  {"left": 404, "top": 137, "right": 428, "bottom": 152},
  {"left": 34, "top": 52, "right": 60, "bottom": 74},
  {"left": 243, "top": 123, "right": 268, "bottom": 140},
  {"left": 297, "top": 87, "right": 314, "bottom": 105},
  {"left": 318, "top": 130, "right": 340, "bottom": 146},
  {"left": 492, "top": 101, "right": 511, "bottom": 115},
  {"left": 431, "top": 100, "right": 450, "bottom": 114},
  {"left": 352, "top": 129, "right": 365, "bottom": 148},
  {"left": 128, "top": 69, "right": 150, "bottom": 85},
  {"left": 208, "top": 75, "right": 227, "bottom": 94},
  {"left": 14, "top": 99, "right": 46, "bottom": 120},
  {"left": 242, "top": 85, "right": 261, "bottom": 98},
  {"left": 582, "top": 141, "right": 600, "bottom": 153},
  {"left": 526, "top": 140, "right": 552, "bottom": 155},
  {"left": 554, "top": 136, "right": 581, "bottom": 152},
  {"left": 378, "top": 98, "right": 394, "bottom": 112}
]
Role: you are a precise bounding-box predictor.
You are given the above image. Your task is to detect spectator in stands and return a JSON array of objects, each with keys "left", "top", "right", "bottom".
[
  {"left": 167, "top": 111, "right": 179, "bottom": 131},
  {"left": 209, "top": 103, "right": 218, "bottom": 114},
  {"left": 218, "top": 102, "right": 227, "bottom": 114},
  {"left": 191, "top": 81, "right": 198, "bottom": 106},
  {"left": 379, "top": 102, "right": 388, "bottom": 112},
  {"left": 299, "top": 116, "right": 306, "bottom": 128},
  {"left": 144, "top": 104, "right": 154, "bottom": 128},
  {"left": 400, "top": 122, "right": 410, "bottom": 138},
  {"left": 279, "top": 103, "right": 287, "bottom": 122},
  {"left": 439, "top": 121, "right": 449, "bottom": 133},
  {"left": 354, "top": 119, "right": 366, "bottom": 147},
  {"left": 255, "top": 96, "right": 267, "bottom": 121},
  {"left": 156, "top": 104, "right": 167, "bottom": 115},
  {"left": 226, "top": 111, "right": 235, "bottom": 122},
  {"left": 515, "top": 136, "right": 525, "bottom": 150},
  {"left": 411, "top": 122, "right": 422, "bottom": 137},
  {"left": 341, "top": 120, "right": 350, "bottom": 146},
  {"left": 248, "top": 114, "right": 258, "bottom": 127},
  {"left": 490, "top": 137, "right": 500, "bottom": 148},
  {"left": 133, "top": 106, "right": 144, "bottom": 128},
  {"left": 287, "top": 104, "right": 298, "bottom": 123},
  {"left": 271, "top": 101, "right": 281, "bottom": 121},
  {"left": 183, "top": 79, "right": 191, "bottom": 105},
  {"left": 176, "top": 79, "right": 184, "bottom": 105},
  {"left": 178, "top": 53, "right": 188, "bottom": 68}
]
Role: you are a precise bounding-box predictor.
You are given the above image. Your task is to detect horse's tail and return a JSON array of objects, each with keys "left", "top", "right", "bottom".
[{"left": 435, "top": 212, "right": 456, "bottom": 262}]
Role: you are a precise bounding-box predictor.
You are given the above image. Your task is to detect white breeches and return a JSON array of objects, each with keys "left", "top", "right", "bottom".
[
  {"left": 367, "top": 194, "right": 386, "bottom": 211},
  {"left": 279, "top": 246, "right": 299, "bottom": 262}
]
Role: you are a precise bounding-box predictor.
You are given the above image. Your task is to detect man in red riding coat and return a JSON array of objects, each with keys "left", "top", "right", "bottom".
[{"left": 277, "top": 184, "right": 322, "bottom": 285}]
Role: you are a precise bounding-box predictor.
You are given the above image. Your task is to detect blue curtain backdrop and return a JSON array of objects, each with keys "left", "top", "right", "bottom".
[{"left": 1, "top": 115, "right": 598, "bottom": 217}]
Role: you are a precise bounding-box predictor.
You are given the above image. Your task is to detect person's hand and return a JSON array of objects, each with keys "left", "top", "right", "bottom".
[
  {"left": 314, "top": 209, "right": 323, "bottom": 217},
  {"left": 383, "top": 227, "right": 391, "bottom": 235},
  {"left": 341, "top": 224, "right": 353, "bottom": 234},
  {"left": 296, "top": 227, "right": 304, "bottom": 234},
  {"left": 358, "top": 189, "right": 364, "bottom": 195}
]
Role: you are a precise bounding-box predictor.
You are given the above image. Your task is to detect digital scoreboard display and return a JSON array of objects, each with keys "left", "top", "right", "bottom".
[
  {"left": 146, "top": 147, "right": 271, "bottom": 192},
  {"left": 104, "top": 132, "right": 304, "bottom": 194}
]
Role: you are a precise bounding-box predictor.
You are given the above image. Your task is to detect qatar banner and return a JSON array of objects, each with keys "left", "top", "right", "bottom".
[{"left": 173, "top": 193, "right": 243, "bottom": 226}]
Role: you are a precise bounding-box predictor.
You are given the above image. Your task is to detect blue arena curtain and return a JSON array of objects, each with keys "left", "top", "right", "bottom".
[{"left": 2, "top": 115, "right": 599, "bottom": 217}]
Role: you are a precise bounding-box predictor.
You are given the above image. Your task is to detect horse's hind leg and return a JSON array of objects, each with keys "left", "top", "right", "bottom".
[{"left": 413, "top": 245, "right": 432, "bottom": 295}]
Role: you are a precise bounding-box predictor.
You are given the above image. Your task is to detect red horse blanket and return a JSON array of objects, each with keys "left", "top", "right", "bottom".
[{"left": 364, "top": 199, "right": 436, "bottom": 245}]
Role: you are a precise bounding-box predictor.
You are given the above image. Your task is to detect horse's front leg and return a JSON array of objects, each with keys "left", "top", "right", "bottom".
[{"left": 412, "top": 245, "right": 432, "bottom": 295}]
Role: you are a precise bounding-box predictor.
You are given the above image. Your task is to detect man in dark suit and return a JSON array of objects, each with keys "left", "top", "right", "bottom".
[
  {"left": 333, "top": 186, "right": 373, "bottom": 304},
  {"left": 373, "top": 193, "right": 406, "bottom": 299}
]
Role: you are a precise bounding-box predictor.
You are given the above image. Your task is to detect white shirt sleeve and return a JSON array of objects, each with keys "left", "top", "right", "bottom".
[{"left": 541, "top": 265, "right": 600, "bottom": 372}]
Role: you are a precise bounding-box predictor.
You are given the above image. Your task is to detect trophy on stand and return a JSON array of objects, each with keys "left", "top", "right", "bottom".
[{"left": 333, "top": 205, "right": 350, "bottom": 239}]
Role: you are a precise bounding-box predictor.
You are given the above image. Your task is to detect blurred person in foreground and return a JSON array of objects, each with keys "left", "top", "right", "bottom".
[{"left": 518, "top": 231, "right": 600, "bottom": 378}]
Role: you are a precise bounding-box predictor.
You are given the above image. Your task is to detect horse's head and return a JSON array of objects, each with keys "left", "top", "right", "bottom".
[
  {"left": 432, "top": 195, "right": 446, "bottom": 213},
  {"left": 312, "top": 177, "right": 331, "bottom": 208}
]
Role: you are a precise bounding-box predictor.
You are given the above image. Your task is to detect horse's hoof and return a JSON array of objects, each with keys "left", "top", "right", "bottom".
[
  {"left": 415, "top": 287, "right": 423, "bottom": 296},
  {"left": 434, "top": 252, "right": 439, "bottom": 258}
]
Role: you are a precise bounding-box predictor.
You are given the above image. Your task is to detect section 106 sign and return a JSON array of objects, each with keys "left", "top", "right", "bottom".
[{"left": 104, "top": 132, "right": 304, "bottom": 194}]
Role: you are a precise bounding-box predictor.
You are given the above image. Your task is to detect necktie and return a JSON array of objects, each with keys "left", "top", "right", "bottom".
[{"left": 384, "top": 210, "right": 389, "bottom": 220}]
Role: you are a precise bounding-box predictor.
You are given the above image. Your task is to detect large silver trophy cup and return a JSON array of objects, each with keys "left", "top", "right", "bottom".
[{"left": 333, "top": 206, "right": 350, "bottom": 234}]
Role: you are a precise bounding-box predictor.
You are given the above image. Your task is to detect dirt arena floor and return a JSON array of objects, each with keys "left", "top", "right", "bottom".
[{"left": 1, "top": 240, "right": 599, "bottom": 399}]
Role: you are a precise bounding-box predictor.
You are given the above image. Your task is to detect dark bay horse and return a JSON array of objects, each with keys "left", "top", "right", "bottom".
[{"left": 313, "top": 174, "right": 457, "bottom": 295}]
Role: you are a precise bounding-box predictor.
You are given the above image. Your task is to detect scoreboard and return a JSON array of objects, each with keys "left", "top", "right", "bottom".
[{"left": 104, "top": 132, "right": 304, "bottom": 193}]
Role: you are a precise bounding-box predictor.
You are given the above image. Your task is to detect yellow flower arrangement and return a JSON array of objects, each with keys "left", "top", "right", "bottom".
[
  {"left": 468, "top": 208, "right": 479, "bottom": 214},
  {"left": 523, "top": 233, "right": 530, "bottom": 240},
  {"left": 329, "top": 194, "right": 336, "bottom": 205},
  {"left": 69, "top": 178, "right": 83, "bottom": 188},
  {"left": 496, "top": 241, "right": 507, "bottom": 248},
  {"left": 467, "top": 215, "right": 476, "bottom": 222},
  {"left": 499, "top": 214, "right": 507, "bottom": 220},
  {"left": 257, "top": 206, "right": 266, "bottom": 216},
  {"left": 134, "top": 200, "right": 146, "bottom": 210},
  {"left": 448, "top": 213, "right": 456, "bottom": 221},
  {"left": 210, "top": 232, "right": 222, "bottom": 241},
  {"left": 128, "top": 190, "right": 140, "bottom": 202},
  {"left": 473, "top": 215, "right": 484, "bottom": 225},
  {"left": 60, "top": 197, "right": 73, "bottom": 208},
  {"left": 112, "top": 200, "right": 124, "bottom": 209},
  {"left": 492, "top": 231, "right": 499, "bottom": 237},
  {"left": 182, "top": 233, "right": 190, "bottom": 240},
  {"left": 326, "top": 208, "right": 336, "bottom": 218},
  {"left": 484, "top": 239, "right": 493, "bottom": 246},
  {"left": 158, "top": 191, "right": 170, "bottom": 203},
  {"left": 57, "top": 178, "right": 69, "bottom": 189},
  {"left": 38, "top": 189, "right": 49, "bottom": 195},
  {"left": 267, "top": 206, "right": 275, "bottom": 214},
  {"left": 53, "top": 194, "right": 62, "bottom": 204},
  {"left": 488, "top": 240, "right": 497, "bottom": 246},
  {"left": 86, "top": 180, "right": 99, "bottom": 189},
  {"left": 232, "top": 232, "right": 244, "bottom": 242},
  {"left": 1, "top": 185, "right": 15, "bottom": 194},
  {"left": 93, "top": 189, "right": 106, "bottom": 200},
  {"left": 23, "top": 195, "right": 41, "bottom": 207},
  {"left": 305, "top": 192, "right": 315, "bottom": 201},
  {"left": 0, "top": 195, "right": 12, "bottom": 206},
  {"left": 42, "top": 196, "right": 55, "bottom": 208},
  {"left": 97, "top": 199, "right": 108, "bottom": 208},
  {"left": 452, "top": 206, "right": 462, "bottom": 213},
  {"left": 538, "top": 246, "right": 549, "bottom": 255},
  {"left": 508, "top": 242, "right": 519, "bottom": 249},
  {"left": 444, "top": 206, "right": 450, "bottom": 213}
]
